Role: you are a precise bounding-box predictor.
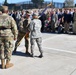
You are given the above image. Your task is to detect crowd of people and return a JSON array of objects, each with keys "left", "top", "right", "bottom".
[{"left": 7, "top": 8, "right": 76, "bottom": 34}]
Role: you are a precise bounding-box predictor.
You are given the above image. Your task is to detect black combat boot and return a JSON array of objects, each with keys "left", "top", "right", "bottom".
[
  {"left": 13, "top": 47, "right": 17, "bottom": 53},
  {"left": 38, "top": 53, "right": 43, "bottom": 58}
]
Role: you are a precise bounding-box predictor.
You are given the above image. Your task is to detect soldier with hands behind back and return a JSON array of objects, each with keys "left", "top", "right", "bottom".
[{"left": 0, "top": 6, "right": 18, "bottom": 69}]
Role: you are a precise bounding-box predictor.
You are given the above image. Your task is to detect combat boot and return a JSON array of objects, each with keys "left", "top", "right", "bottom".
[
  {"left": 5, "top": 59, "right": 13, "bottom": 69},
  {"left": 25, "top": 48, "right": 30, "bottom": 55},
  {"left": 38, "top": 53, "right": 43, "bottom": 58},
  {"left": 1, "top": 59, "right": 5, "bottom": 69},
  {"left": 31, "top": 50, "right": 34, "bottom": 57},
  {"left": 13, "top": 47, "right": 17, "bottom": 53}
]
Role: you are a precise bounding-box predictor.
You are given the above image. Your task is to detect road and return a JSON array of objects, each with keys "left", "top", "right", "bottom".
[{"left": 0, "top": 33, "right": 76, "bottom": 75}]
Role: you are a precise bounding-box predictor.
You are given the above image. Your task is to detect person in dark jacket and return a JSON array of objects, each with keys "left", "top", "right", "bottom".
[
  {"left": 39, "top": 13, "right": 46, "bottom": 32},
  {"left": 63, "top": 10, "right": 71, "bottom": 33}
]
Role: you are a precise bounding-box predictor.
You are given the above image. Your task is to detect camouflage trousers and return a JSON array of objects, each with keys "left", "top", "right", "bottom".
[
  {"left": 0, "top": 36, "right": 13, "bottom": 60},
  {"left": 15, "top": 32, "right": 29, "bottom": 50},
  {"left": 30, "top": 37, "right": 43, "bottom": 55},
  {"left": 64, "top": 22, "right": 70, "bottom": 33},
  {"left": 73, "top": 21, "right": 76, "bottom": 34}
]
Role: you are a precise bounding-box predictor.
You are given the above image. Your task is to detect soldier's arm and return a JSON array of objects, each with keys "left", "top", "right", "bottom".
[
  {"left": 27, "top": 19, "right": 31, "bottom": 32},
  {"left": 18, "top": 21, "right": 24, "bottom": 32},
  {"left": 11, "top": 17, "right": 18, "bottom": 40},
  {"left": 29, "top": 21, "right": 34, "bottom": 31}
]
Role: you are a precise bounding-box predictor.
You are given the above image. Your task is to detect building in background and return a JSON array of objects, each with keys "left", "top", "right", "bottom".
[
  {"left": 0, "top": 1, "right": 75, "bottom": 10},
  {"left": 53, "top": 2, "right": 64, "bottom": 8}
]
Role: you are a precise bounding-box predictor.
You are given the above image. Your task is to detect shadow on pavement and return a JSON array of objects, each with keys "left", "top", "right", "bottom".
[{"left": 12, "top": 51, "right": 31, "bottom": 57}]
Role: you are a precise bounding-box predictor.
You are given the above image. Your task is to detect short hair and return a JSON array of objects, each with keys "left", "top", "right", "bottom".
[{"left": 26, "top": 11, "right": 29, "bottom": 13}]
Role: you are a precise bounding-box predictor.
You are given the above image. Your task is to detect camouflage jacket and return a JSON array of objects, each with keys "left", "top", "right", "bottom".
[
  {"left": 29, "top": 19, "right": 42, "bottom": 38},
  {"left": 74, "top": 12, "right": 76, "bottom": 21},
  {"left": 18, "top": 18, "right": 31, "bottom": 33},
  {"left": 0, "top": 13, "right": 18, "bottom": 39}
]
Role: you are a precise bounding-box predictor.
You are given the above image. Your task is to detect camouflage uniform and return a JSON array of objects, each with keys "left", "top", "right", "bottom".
[
  {"left": 0, "top": 13, "right": 18, "bottom": 60},
  {"left": 14, "top": 17, "right": 31, "bottom": 53},
  {"left": 29, "top": 16, "right": 43, "bottom": 57},
  {"left": 73, "top": 12, "right": 76, "bottom": 34}
]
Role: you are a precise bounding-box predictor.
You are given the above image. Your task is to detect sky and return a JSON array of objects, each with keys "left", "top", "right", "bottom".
[{"left": 0, "top": 0, "right": 76, "bottom": 3}]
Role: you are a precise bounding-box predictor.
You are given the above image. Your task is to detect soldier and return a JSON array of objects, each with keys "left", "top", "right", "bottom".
[
  {"left": 13, "top": 11, "right": 31, "bottom": 55},
  {"left": 73, "top": 9, "right": 76, "bottom": 34},
  {"left": 0, "top": 6, "right": 18, "bottom": 69},
  {"left": 29, "top": 13, "right": 43, "bottom": 58}
]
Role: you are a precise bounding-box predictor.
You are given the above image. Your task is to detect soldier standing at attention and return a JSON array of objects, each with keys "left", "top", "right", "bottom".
[
  {"left": 29, "top": 13, "right": 43, "bottom": 58},
  {"left": 0, "top": 6, "right": 18, "bottom": 69},
  {"left": 13, "top": 11, "right": 31, "bottom": 55}
]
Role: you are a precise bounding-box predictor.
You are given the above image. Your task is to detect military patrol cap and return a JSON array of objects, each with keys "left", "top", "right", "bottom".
[
  {"left": 1, "top": 6, "right": 8, "bottom": 12},
  {"left": 32, "top": 13, "right": 40, "bottom": 18},
  {"left": 26, "top": 11, "right": 31, "bottom": 15},
  {"left": 32, "top": 13, "right": 38, "bottom": 16}
]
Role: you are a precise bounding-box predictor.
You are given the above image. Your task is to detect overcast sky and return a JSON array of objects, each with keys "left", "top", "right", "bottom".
[{"left": 0, "top": 0, "right": 75, "bottom": 3}]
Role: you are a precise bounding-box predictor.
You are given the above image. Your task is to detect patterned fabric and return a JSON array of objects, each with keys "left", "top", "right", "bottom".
[
  {"left": 73, "top": 12, "right": 76, "bottom": 33},
  {"left": 29, "top": 18, "right": 43, "bottom": 55},
  {"left": 14, "top": 18, "right": 31, "bottom": 49},
  {"left": 0, "top": 37, "right": 13, "bottom": 60},
  {"left": 74, "top": 12, "right": 76, "bottom": 21},
  {"left": 0, "top": 13, "right": 18, "bottom": 60},
  {"left": 29, "top": 19, "right": 42, "bottom": 38},
  {"left": 0, "top": 13, "right": 18, "bottom": 39},
  {"left": 30, "top": 37, "right": 43, "bottom": 54},
  {"left": 14, "top": 31, "right": 29, "bottom": 50},
  {"left": 18, "top": 18, "right": 31, "bottom": 33}
]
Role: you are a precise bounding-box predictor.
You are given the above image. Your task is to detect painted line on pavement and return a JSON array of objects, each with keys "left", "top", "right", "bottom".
[
  {"left": 42, "top": 34, "right": 62, "bottom": 42},
  {"left": 42, "top": 34, "right": 76, "bottom": 54},
  {"left": 43, "top": 46, "right": 76, "bottom": 54}
]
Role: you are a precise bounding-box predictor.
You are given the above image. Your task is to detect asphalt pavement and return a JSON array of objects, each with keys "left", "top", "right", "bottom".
[{"left": 0, "top": 33, "right": 76, "bottom": 75}]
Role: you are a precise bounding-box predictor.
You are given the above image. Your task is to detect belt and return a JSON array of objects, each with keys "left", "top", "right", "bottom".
[{"left": 0, "top": 28, "right": 9, "bottom": 30}]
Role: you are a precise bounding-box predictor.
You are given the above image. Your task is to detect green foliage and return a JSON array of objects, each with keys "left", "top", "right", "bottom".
[
  {"left": 31, "top": 0, "right": 44, "bottom": 8},
  {"left": 31, "top": 0, "right": 44, "bottom": 4},
  {"left": 64, "top": 0, "right": 74, "bottom": 8},
  {"left": 3, "top": 0, "right": 8, "bottom": 5},
  {"left": 0, "top": 6, "right": 2, "bottom": 11}
]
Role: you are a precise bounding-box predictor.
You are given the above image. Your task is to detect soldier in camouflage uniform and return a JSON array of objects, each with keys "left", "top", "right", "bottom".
[
  {"left": 13, "top": 11, "right": 31, "bottom": 55},
  {"left": 0, "top": 6, "right": 18, "bottom": 69},
  {"left": 73, "top": 9, "right": 76, "bottom": 34},
  {"left": 29, "top": 13, "right": 43, "bottom": 58}
]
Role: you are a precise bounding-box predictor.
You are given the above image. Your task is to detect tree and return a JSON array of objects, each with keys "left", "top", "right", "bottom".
[
  {"left": 31, "top": 0, "right": 44, "bottom": 8},
  {"left": 31, "top": 0, "right": 44, "bottom": 4},
  {"left": 64, "top": 0, "right": 74, "bottom": 8},
  {"left": 3, "top": 0, "right": 8, "bottom": 5}
]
